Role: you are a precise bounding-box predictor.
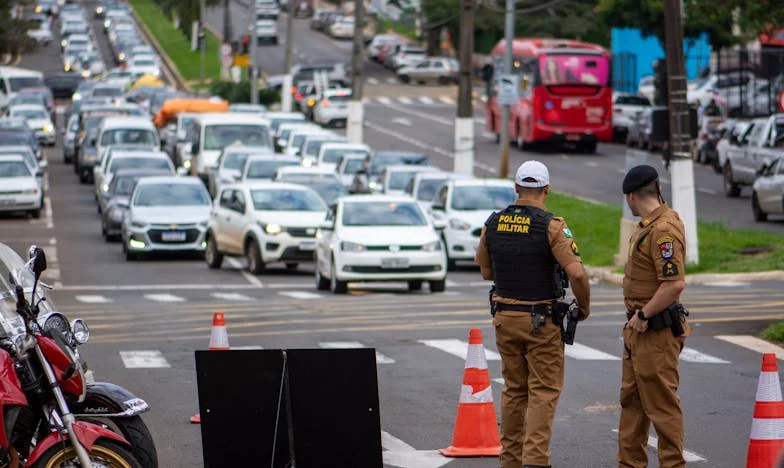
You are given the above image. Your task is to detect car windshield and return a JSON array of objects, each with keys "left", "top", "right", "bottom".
[
  {"left": 93, "top": 87, "right": 123, "bottom": 97},
  {"left": 0, "top": 161, "right": 32, "bottom": 178},
  {"left": 204, "top": 125, "right": 271, "bottom": 150},
  {"left": 451, "top": 185, "right": 516, "bottom": 210},
  {"left": 416, "top": 177, "right": 448, "bottom": 201},
  {"left": 291, "top": 133, "right": 311, "bottom": 147},
  {"left": 11, "top": 96, "right": 44, "bottom": 105},
  {"left": 322, "top": 149, "right": 367, "bottom": 164},
  {"left": 250, "top": 189, "right": 325, "bottom": 211},
  {"left": 387, "top": 171, "right": 417, "bottom": 191},
  {"left": 8, "top": 77, "right": 44, "bottom": 92},
  {"left": 222, "top": 152, "right": 249, "bottom": 170},
  {"left": 133, "top": 183, "right": 210, "bottom": 207},
  {"left": 0, "top": 150, "right": 35, "bottom": 167},
  {"left": 287, "top": 178, "right": 347, "bottom": 205},
  {"left": 271, "top": 118, "right": 305, "bottom": 131},
  {"left": 110, "top": 157, "right": 171, "bottom": 174},
  {"left": 133, "top": 60, "right": 155, "bottom": 67},
  {"left": 342, "top": 201, "right": 427, "bottom": 227},
  {"left": 113, "top": 175, "right": 141, "bottom": 195},
  {"left": 246, "top": 160, "right": 300, "bottom": 179},
  {"left": 100, "top": 129, "right": 157, "bottom": 146},
  {"left": 11, "top": 109, "right": 47, "bottom": 120},
  {"left": 370, "top": 153, "right": 429, "bottom": 175},
  {"left": 0, "top": 132, "right": 33, "bottom": 146},
  {"left": 342, "top": 158, "right": 364, "bottom": 174}
]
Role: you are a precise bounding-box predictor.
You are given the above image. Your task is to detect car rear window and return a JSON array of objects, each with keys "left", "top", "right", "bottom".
[{"left": 616, "top": 96, "right": 650, "bottom": 106}]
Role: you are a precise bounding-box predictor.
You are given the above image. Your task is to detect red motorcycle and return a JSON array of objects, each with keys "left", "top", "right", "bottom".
[{"left": 0, "top": 244, "right": 142, "bottom": 467}]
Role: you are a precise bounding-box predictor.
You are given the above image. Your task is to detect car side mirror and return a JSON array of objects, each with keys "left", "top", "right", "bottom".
[
  {"left": 433, "top": 218, "right": 447, "bottom": 230},
  {"left": 176, "top": 167, "right": 188, "bottom": 176},
  {"left": 758, "top": 163, "right": 769, "bottom": 176},
  {"left": 28, "top": 245, "right": 47, "bottom": 279},
  {"left": 319, "top": 220, "right": 334, "bottom": 230}
]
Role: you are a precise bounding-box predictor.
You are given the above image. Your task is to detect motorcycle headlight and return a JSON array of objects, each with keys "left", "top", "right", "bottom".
[
  {"left": 118, "top": 52, "right": 125, "bottom": 61},
  {"left": 341, "top": 241, "right": 365, "bottom": 252},
  {"left": 422, "top": 240, "right": 442, "bottom": 252},
  {"left": 261, "top": 223, "right": 283, "bottom": 235},
  {"left": 449, "top": 218, "right": 471, "bottom": 231},
  {"left": 61, "top": 39, "right": 67, "bottom": 47},
  {"left": 70, "top": 319, "right": 90, "bottom": 344},
  {"left": 130, "top": 219, "right": 147, "bottom": 229}
]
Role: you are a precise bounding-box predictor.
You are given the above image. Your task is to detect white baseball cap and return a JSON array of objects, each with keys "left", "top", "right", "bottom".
[{"left": 515, "top": 160, "right": 550, "bottom": 188}]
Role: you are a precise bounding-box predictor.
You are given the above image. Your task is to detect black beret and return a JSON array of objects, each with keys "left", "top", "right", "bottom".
[{"left": 622, "top": 165, "right": 659, "bottom": 194}]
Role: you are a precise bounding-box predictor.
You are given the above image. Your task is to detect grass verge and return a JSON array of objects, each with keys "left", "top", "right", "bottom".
[
  {"left": 374, "top": 16, "right": 418, "bottom": 42},
  {"left": 762, "top": 322, "right": 784, "bottom": 343},
  {"left": 547, "top": 191, "right": 784, "bottom": 273},
  {"left": 129, "top": 0, "right": 221, "bottom": 83}
]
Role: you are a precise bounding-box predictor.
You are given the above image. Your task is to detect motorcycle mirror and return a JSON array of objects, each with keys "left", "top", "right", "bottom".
[{"left": 28, "top": 245, "right": 47, "bottom": 278}]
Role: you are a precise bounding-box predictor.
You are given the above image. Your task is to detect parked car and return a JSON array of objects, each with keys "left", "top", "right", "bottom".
[
  {"left": 386, "top": 45, "right": 426, "bottom": 70},
  {"left": 691, "top": 116, "right": 726, "bottom": 166},
  {"left": 716, "top": 120, "right": 750, "bottom": 174},
  {"left": 751, "top": 157, "right": 784, "bottom": 222},
  {"left": 367, "top": 35, "right": 399, "bottom": 61},
  {"left": 625, "top": 107, "right": 653, "bottom": 149},
  {"left": 612, "top": 93, "right": 651, "bottom": 141},
  {"left": 329, "top": 16, "right": 355, "bottom": 39},
  {"left": 723, "top": 114, "right": 784, "bottom": 197},
  {"left": 397, "top": 57, "right": 459, "bottom": 86}
]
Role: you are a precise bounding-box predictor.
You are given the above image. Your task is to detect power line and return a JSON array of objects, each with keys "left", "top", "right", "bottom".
[{"left": 477, "top": 0, "right": 568, "bottom": 15}]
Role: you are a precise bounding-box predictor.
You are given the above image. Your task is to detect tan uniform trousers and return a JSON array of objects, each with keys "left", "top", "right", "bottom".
[
  {"left": 618, "top": 326, "right": 687, "bottom": 468},
  {"left": 494, "top": 311, "right": 564, "bottom": 467}
]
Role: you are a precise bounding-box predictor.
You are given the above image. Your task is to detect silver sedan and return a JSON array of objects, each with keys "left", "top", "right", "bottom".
[{"left": 752, "top": 157, "right": 784, "bottom": 222}]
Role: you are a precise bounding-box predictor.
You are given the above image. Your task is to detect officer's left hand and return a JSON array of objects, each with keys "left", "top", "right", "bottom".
[{"left": 626, "top": 314, "right": 648, "bottom": 333}]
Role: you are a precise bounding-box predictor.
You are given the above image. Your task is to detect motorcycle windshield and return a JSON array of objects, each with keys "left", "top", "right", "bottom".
[{"left": 0, "top": 243, "right": 41, "bottom": 324}]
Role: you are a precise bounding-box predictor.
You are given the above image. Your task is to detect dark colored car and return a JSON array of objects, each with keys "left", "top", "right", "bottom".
[
  {"left": 44, "top": 73, "right": 83, "bottom": 100},
  {"left": 100, "top": 168, "right": 174, "bottom": 240}
]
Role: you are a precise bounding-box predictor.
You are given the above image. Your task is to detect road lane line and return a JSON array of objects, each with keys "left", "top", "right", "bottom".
[
  {"left": 616, "top": 168, "right": 626, "bottom": 174},
  {"left": 319, "top": 341, "right": 395, "bottom": 364},
  {"left": 226, "top": 257, "right": 264, "bottom": 287},
  {"left": 231, "top": 345, "right": 265, "bottom": 350},
  {"left": 279, "top": 291, "right": 322, "bottom": 299},
  {"left": 679, "top": 347, "right": 730, "bottom": 363},
  {"left": 377, "top": 102, "right": 452, "bottom": 125},
  {"left": 386, "top": 77, "right": 398, "bottom": 85},
  {"left": 210, "top": 292, "right": 255, "bottom": 301},
  {"left": 75, "top": 295, "right": 113, "bottom": 304},
  {"left": 392, "top": 117, "right": 412, "bottom": 126},
  {"left": 377, "top": 96, "right": 392, "bottom": 105},
  {"left": 715, "top": 335, "right": 784, "bottom": 360},
  {"left": 703, "top": 281, "right": 751, "bottom": 287},
  {"left": 697, "top": 187, "right": 718, "bottom": 195},
  {"left": 584, "top": 161, "right": 599, "bottom": 168},
  {"left": 119, "top": 350, "right": 170, "bottom": 369},
  {"left": 144, "top": 293, "right": 186, "bottom": 303},
  {"left": 611, "top": 429, "right": 707, "bottom": 462},
  {"left": 44, "top": 196, "right": 53, "bottom": 228},
  {"left": 397, "top": 96, "right": 413, "bottom": 105},
  {"left": 367, "top": 77, "right": 379, "bottom": 85},
  {"left": 565, "top": 343, "right": 620, "bottom": 360},
  {"left": 365, "top": 120, "right": 453, "bottom": 158},
  {"left": 419, "top": 339, "right": 501, "bottom": 361}
]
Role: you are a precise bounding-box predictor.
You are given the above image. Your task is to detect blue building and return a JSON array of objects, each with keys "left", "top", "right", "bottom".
[{"left": 611, "top": 28, "right": 712, "bottom": 92}]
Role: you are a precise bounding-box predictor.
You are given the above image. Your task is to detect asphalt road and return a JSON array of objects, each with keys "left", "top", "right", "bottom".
[{"left": 7, "top": 10, "right": 784, "bottom": 468}]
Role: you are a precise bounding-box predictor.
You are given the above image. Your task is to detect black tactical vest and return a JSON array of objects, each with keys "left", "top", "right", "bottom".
[{"left": 484, "top": 204, "right": 558, "bottom": 301}]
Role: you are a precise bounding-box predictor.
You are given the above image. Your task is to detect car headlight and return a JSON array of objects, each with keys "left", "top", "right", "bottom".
[
  {"left": 108, "top": 206, "right": 125, "bottom": 221},
  {"left": 183, "top": 159, "right": 191, "bottom": 169},
  {"left": 104, "top": 20, "right": 110, "bottom": 28},
  {"left": 61, "top": 39, "right": 67, "bottom": 47},
  {"left": 118, "top": 52, "right": 125, "bottom": 60},
  {"left": 341, "top": 241, "right": 365, "bottom": 252},
  {"left": 368, "top": 181, "right": 379, "bottom": 190},
  {"left": 449, "top": 218, "right": 471, "bottom": 231},
  {"left": 261, "top": 223, "right": 283, "bottom": 235},
  {"left": 70, "top": 319, "right": 90, "bottom": 344},
  {"left": 81, "top": 70, "right": 90, "bottom": 78},
  {"left": 422, "top": 240, "right": 442, "bottom": 252},
  {"left": 130, "top": 219, "right": 147, "bottom": 229},
  {"left": 96, "top": 6, "right": 103, "bottom": 13},
  {"left": 72, "top": 92, "right": 82, "bottom": 101},
  {"left": 64, "top": 64, "right": 71, "bottom": 71},
  {"left": 43, "top": 124, "right": 53, "bottom": 133},
  {"left": 101, "top": 183, "right": 109, "bottom": 192}
]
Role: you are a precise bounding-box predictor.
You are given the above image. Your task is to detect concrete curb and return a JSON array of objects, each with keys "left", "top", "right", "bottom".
[
  {"left": 129, "top": 5, "right": 190, "bottom": 91},
  {"left": 586, "top": 266, "right": 784, "bottom": 287}
]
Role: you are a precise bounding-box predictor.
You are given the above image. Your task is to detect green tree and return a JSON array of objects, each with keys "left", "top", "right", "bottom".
[
  {"left": 0, "top": 0, "right": 39, "bottom": 60},
  {"left": 156, "top": 0, "right": 222, "bottom": 37}
]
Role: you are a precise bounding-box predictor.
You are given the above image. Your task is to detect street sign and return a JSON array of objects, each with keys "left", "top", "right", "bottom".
[
  {"left": 497, "top": 74, "right": 519, "bottom": 106},
  {"left": 233, "top": 54, "right": 249, "bottom": 68}
]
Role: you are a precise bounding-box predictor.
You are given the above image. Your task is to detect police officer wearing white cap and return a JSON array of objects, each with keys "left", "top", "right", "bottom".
[{"left": 475, "top": 160, "right": 591, "bottom": 468}]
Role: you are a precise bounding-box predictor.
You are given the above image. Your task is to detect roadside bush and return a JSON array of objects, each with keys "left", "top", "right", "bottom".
[
  {"left": 762, "top": 322, "right": 784, "bottom": 343},
  {"left": 209, "top": 81, "right": 280, "bottom": 106}
]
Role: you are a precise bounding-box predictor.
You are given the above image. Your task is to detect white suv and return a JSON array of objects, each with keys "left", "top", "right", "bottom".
[
  {"left": 313, "top": 89, "right": 351, "bottom": 127},
  {"left": 205, "top": 182, "right": 328, "bottom": 273}
]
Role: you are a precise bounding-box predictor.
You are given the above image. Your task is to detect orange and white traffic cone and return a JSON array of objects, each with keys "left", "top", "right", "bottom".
[
  {"left": 747, "top": 353, "right": 784, "bottom": 467},
  {"left": 190, "top": 312, "right": 231, "bottom": 424},
  {"left": 440, "top": 328, "right": 501, "bottom": 457}
]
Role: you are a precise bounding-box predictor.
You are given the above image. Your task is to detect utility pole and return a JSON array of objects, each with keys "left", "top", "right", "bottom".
[
  {"left": 498, "top": 0, "right": 514, "bottom": 178},
  {"left": 663, "top": 0, "right": 699, "bottom": 265},
  {"left": 453, "top": 0, "right": 474, "bottom": 175},
  {"left": 199, "top": 0, "right": 207, "bottom": 84},
  {"left": 250, "top": 23, "right": 259, "bottom": 104},
  {"left": 282, "top": 3, "right": 296, "bottom": 112},
  {"left": 346, "top": 0, "right": 364, "bottom": 143},
  {"left": 223, "top": 0, "right": 232, "bottom": 43}
]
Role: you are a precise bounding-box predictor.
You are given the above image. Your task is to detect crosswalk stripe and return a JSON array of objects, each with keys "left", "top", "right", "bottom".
[
  {"left": 565, "top": 343, "right": 620, "bottom": 361},
  {"left": 119, "top": 350, "right": 170, "bottom": 368},
  {"left": 398, "top": 96, "right": 413, "bottom": 105},
  {"left": 377, "top": 96, "right": 392, "bottom": 105},
  {"left": 715, "top": 335, "right": 784, "bottom": 360},
  {"left": 319, "top": 341, "right": 395, "bottom": 364},
  {"left": 75, "top": 295, "right": 113, "bottom": 304},
  {"left": 386, "top": 77, "right": 398, "bottom": 85},
  {"left": 279, "top": 291, "right": 322, "bottom": 299},
  {"left": 231, "top": 345, "right": 265, "bottom": 350},
  {"left": 367, "top": 77, "right": 379, "bottom": 85},
  {"left": 144, "top": 293, "right": 186, "bottom": 303},
  {"left": 418, "top": 96, "right": 434, "bottom": 105},
  {"left": 438, "top": 96, "right": 455, "bottom": 105},
  {"left": 210, "top": 292, "right": 255, "bottom": 301},
  {"left": 680, "top": 347, "right": 730, "bottom": 364},
  {"left": 419, "top": 339, "right": 501, "bottom": 361}
]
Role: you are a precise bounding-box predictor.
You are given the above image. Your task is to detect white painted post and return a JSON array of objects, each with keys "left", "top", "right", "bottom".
[
  {"left": 616, "top": 149, "right": 648, "bottom": 266},
  {"left": 281, "top": 74, "right": 293, "bottom": 112},
  {"left": 453, "top": 117, "right": 474, "bottom": 175},
  {"left": 347, "top": 100, "right": 364, "bottom": 143},
  {"left": 670, "top": 158, "right": 699, "bottom": 265}
]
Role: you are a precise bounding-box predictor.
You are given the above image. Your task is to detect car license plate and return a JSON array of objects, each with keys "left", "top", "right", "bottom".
[
  {"left": 299, "top": 241, "right": 316, "bottom": 251},
  {"left": 161, "top": 231, "right": 186, "bottom": 242},
  {"left": 382, "top": 257, "right": 409, "bottom": 269},
  {"left": 0, "top": 199, "right": 16, "bottom": 205},
  {"left": 567, "top": 134, "right": 580, "bottom": 141}
]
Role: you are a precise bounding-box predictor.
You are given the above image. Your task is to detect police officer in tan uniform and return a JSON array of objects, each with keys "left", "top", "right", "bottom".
[
  {"left": 618, "top": 165, "right": 691, "bottom": 468},
  {"left": 475, "top": 161, "right": 591, "bottom": 468}
]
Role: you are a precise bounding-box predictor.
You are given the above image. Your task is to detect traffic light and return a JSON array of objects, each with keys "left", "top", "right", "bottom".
[
  {"left": 653, "top": 58, "right": 668, "bottom": 106},
  {"left": 240, "top": 35, "right": 250, "bottom": 54}
]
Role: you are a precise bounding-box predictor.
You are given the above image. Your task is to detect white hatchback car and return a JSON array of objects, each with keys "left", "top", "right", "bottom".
[
  {"left": 312, "top": 89, "right": 351, "bottom": 127},
  {"left": 0, "top": 155, "right": 43, "bottom": 218},
  {"left": 315, "top": 195, "right": 448, "bottom": 294},
  {"left": 206, "top": 182, "right": 327, "bottom": 272},
  {"left": 430, "top": 178, "right": 517, "bottom": 268},
  {"left": 8, "top": 104, "right": 55, "bottom": 146}
]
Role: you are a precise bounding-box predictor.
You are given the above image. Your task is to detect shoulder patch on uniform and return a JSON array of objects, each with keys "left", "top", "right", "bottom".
[
  {"left": 571, "top": 240, "right": 580, "bottom": 256},
  {"left": 662, "top": 261, "right": 679, "bottom": 277},
  {"left": 657, "top": 236, "right": 674, "bottom": 259},
  {"left": 563, "top": 227, "right": 572, "bottom": 238}
]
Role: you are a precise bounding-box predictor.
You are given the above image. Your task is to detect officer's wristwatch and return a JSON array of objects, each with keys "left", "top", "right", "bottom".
[{"left": 636, "top": 310, "right": 649, "bottom": 321}]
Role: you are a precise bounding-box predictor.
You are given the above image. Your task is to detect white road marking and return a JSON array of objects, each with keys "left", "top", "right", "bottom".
[
  {"left": 365, "top": 120, "right": 453, "bottom": 159},
  {"left": 386, "top": 77, "right": 398, "bottom": 85},
  {"left": 381, "top": 102, "right": 453, "bottom": 125},
  {"left": 319, "top": 341, "right": 395, "bottom": 364},
  {"left": 616, "top": 168, "right": 627, "bottom": 174},
  {"left": 492, "top": 377, "right": 504, "bottom": 385},
  {"left": 418, "top": 96, "right": 434, "bottom": 105},
  {"left": 715, "top": 335, "right": 784, "bottom": 360},
  {"left": 226, "top": 257, "right": 264, "bottom": 287},
  {"left": 382, "top": 431, "right": 451, "bottom": 468},
  {"left": 120, "top": 350, "right": 171, "bottom": 369},
  {"left": 419, "top": 339, "right": 501, "bottom": 361},
  {"left": 367, "top": 77, "right": 380, "bottom": 85},
  {"left": 696, "top": 187, "right": 718, "bottom": 195},
  {"left": 584, "top": 161, "right": 599, "bottom": 168},
  {"left": 611, "top": 429, "right": 707, "bottom": 462},
  {"left": 474, "top": 117, "right": 487, "bottom": 125},
  {"left": 565, "top": 343, "right": 620, "bottom": 361},
  {"left": 231, "top": 345, "right": 265, "bottom": 350},
  {"left": 559, "top": 154, "right": 570, "bottom": 160},
  {"left": 377, "top": 96, "right": 392, "bottom": 105},
  {"left": 75, "top": 295, "right": 113, "bottom": 304},
  {"left": 439, "top": 96, "right": 455, "bottom": 105},
  {"left": 43, "top": 172, "right": 50, "bottom": 192},
  {"left": 210, "top": 292, "right": 255, "bottom": 301},
  {"left": 397, "top": 96, "right": 413, "bottom": 105},
  {"left": 703, "top": 281, "right": 751, "bottom": 287},
  {"left": 679, "top": 347, "right": 730, "bottom": 364},
  {"left": 44, "top": 196, "right": 53, "bottom": 229},
  {"left": 392, "top": 117, "right": 412, "bottom": 126},
  {"left": 144, "top": 293, "right": 186, "bottom": 303},
  {"left": 279, "top": 291, "right": 323, "bottom": 299}
]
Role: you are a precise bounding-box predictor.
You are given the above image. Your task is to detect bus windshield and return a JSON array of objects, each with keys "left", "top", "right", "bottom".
[{"left": 539, "top": 54, "right": 609, "bottom": 86}]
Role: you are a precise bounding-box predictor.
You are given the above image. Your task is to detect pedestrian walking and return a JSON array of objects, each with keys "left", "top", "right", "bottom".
[
  {"left": 618, "top": 164, "right": 691, "bottom": 468},
  {"left": 474, "top": 160, "right": 591, "bottom": 468}
]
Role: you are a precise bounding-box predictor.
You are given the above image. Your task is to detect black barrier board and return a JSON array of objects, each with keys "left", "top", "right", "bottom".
[{"left": 195, "top": 349, "right": 383, "bottom": 468}]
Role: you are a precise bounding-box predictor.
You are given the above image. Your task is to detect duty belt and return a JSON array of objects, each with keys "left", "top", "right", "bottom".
[
  {"left": 626, "top": 303, "right": 688, "bottom": 337},
  {"left": 496, "top": 301, "right": 555, "bottom": 337}
]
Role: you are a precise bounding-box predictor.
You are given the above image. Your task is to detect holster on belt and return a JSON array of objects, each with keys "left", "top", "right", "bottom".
[
  {"left": 627, "top": 303, "right": 689, "bottom": 337},
  {"left": 495, "top": 301, "right": 554, "bottom": 336}
]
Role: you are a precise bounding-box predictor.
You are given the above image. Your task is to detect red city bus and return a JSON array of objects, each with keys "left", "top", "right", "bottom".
[{"left": 486, "top": 38, "right": 613, "bottom": 153}]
